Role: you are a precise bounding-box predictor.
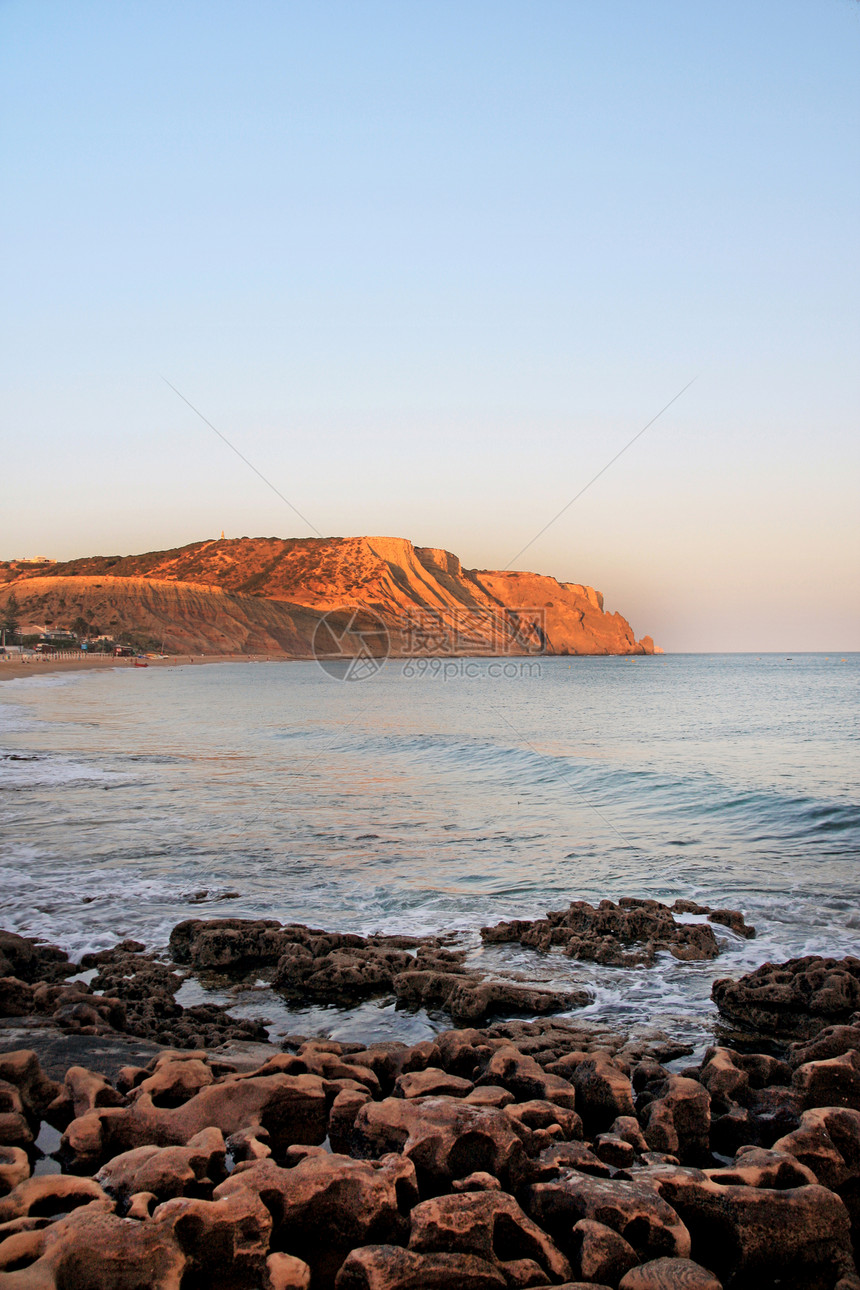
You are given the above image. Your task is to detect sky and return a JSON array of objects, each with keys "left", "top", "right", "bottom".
[{"left": 1, "top": 0, "right": 858, "bottom": 652}]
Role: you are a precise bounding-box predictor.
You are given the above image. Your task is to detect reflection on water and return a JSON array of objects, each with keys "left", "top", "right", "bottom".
[{"left": 1, "top": 653, "right": 858, "bottom": 1049}]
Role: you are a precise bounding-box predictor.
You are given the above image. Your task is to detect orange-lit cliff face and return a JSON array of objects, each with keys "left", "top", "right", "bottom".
[{"left": 0, "top": 536, "right": 656, "bottom": 657}]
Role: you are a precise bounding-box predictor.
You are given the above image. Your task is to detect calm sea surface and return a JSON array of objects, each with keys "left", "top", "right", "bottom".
[{"left": 1, "top": 654, "right": 858, "bottom": 1052}]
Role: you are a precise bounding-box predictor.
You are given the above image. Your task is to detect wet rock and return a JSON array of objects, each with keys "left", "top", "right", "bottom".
[
  {"left": 169, "top": 916, "right": 287, "bottom": 969},
  {"left": 215, "top": 1151, "right": 417, "bottom": 1287},
  {"left": 95, "top": 1126, "right": 226, "bottom": 1203},
  {"left": 0, "top": 1083, "right": 32, "bottom": 1149},
  {"left": 330, "top": 1088, "right": 373, "bottom": 1155},
  {"left": 0, "top": 930, "right": 76, "bottom": 985},
  {"left": 712, "top": 955, "right": 860, "bottom": 1039},
  {"left": 0, "top": 1050, "right": 61, "bottom": 1122},
  {"left": 789, "top": 1024, "right": 860, "bottom": 1068},
  {"left": 618, "top": 1257, "right": 721, "bottom": 1289},
  {"left": 408, "top": 1189, "right": 572, "bottom": 1283},
  {"left": 352, "top": 1096, "right": 529, "bottom": 1193},
  {"left": 394, "top": 1068, "right": 473, "bottom": 1100},
  {"left": 267, "top": 1251, "right": 313, "bottom": 1290},
  {"left": 482, "top": 898, "right": 722, "bottom": 967},
  {"left": 61, "top": 1066, "right": 329, "bottom": 1171},
  {"left": 650, "top": 1164, "right": 854, "bottom": 1287},
  {"left": 0, "top": 1147, "right": 29, "bottom": 1197},
  {"left": 155, "top": 1183, "right": 273, "bottom": 1287},
  {"left": 594, "top": 1133, "right": 637, "bottom": 1169},
  {"left": 704, "top": 1146, "right": 818, "bottom": 1189},
  {"left": 556, "top": 1053, "right": 635, "bottom": 1134},
  {"left": 571, "top": 1217, "right": 638, "bottom": 1285},
  {"left": 639, "top": 1076, "right": 711, "bottom": 1165},
  {"left": 334, "top": 1245, "right": 507, "bottom": 1289},
  {"left": 774, "top": 1106, "right": 860, "bottom": 1191},
  {"left": 706, "top": 910, "right": 755, "bottom": 940},
  {"left": 0, "top": 977, "right": 34, "bottom": 1017},
  {"left": 482, "top": 1045, "right": 577, "bottom": 1107},
  {"left": 0, "top": 1202, "right": 186, "bottom": 1287},
  {"left": 504, "top": 1099, "right": 583, "bottom": 1144},
  {"left": 0, "top": 1173, "right": 110, "bottom": 1223},
  {"left": 793, "top": 1051, "right": 860, "bottom": 1112},
  {"left": 393, "top": 971, "right": 586, "bottom": 1024},
  {"left": 526, "top": 1170, "right": 692, "bottom": 1262},
  {"left": 533, "top": 1140, "right": 614, "bottom": 1179}
]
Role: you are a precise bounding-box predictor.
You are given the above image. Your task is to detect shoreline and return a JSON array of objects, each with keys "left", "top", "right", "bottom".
[{"left": 0, "top": 652, "right": 298, "bottom": 682}]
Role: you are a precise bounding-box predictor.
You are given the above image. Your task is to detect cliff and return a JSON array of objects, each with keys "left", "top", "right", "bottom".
[{"left": 0, "top": 536, "right": 656, "bottom": 657}]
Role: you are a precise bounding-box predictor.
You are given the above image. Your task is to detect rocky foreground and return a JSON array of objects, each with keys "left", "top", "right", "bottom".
[{"left": 2, "top": 905, "right": 860, "bottom": 1288}]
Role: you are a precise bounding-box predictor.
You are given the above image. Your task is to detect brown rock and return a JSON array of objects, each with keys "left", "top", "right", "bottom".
[
  {"left": 712, "top": 955, "right": 860, "bottom": 1039},
  {"left": 0, "top": 1050, "right": 60, "bottom": 1121},
  {"left": 0, "top": 1202, "right": 186, "bottom": 1287},
  {"left": 611, "top": 1116, "right": 650, "bottom": 1153},
  {"left": 0, "top": 930, "right": 75, "bottom": 984},
  {"left": 394, "top": 1068, "right": 473, "bottom": 1099},
  {"left": 267, "top": 1251, "right": 313, "bottom": 1290},
  {"left": 793, "top": 1051, "right": 860, "bottom": 1111},
  {"left": 409, "top": 1189, "right": 571, "bottom": 1282},
  {"left": 215, "top": 1151, "right": 417, "bottom": 1285},
  {"left": 329, "top": 1087, "right": 372, "bottom": 1155},
  {"left": 334, "top": 1245, "right": 507, "bottom": 1289},
  {"left": 639, "top": 1076, "right": 711, "bottom": 1164},
  {"left": 466, "top": 1086, "right": 515, "bottom": 1109},
  {"left": 482, "top": 899, "right": 720, "bottom": 968},
  {"left": 594, "top": 1133, "right": 637, "bottom": 1168},
  {"left": 0, "top": 977, "right": 34, "bottom": 1016},
  {"left": 483, "top": 1045, "right": 577, "bottom": 1107},
  {"left": 774, "top": 1106, "right": 860, "bottom": 1191},
  {"left": 125, "top": 1191, "right": 157, "bottom": 1219},
  {"left": 651, "top": 1166, "right": 853, "bottom": 1286},
  {"left": 564, "top": 1053, "right": 635, "bottom": 1134},
  {"left": 619, "top": 1257, "right": 721, "bottom": 1289},
  {"left": 704, "top": 1146, "right": 817, "bottom": 1189},
  {"left": 352, "top": 1096, "right": 528, "bottom": 1192},
  {"left": 571, "top": 1217, "right": 638, "bottom": 1284},
  {"left": 790, "top": 1024, "right": 860, "bottom": 1068},
  {"left": 452, "top": 1172, "right": 502, "bottom": 1192},
  {"left": 154, "top": 1184, "right": 273, "bottom": 1286},
  {"left": 0, "top": 1147, "right": 29, "bottom": 1197},
  {"left": 61, "top": 1068, "right": 329, "bottom": 1171},
  {"left": 526, "top": 1171, "right": 691, "bottom": 1261},
  {"left": 707, "top": 909, "right": 755, "bottom": 939},
  {"left": 504, "top": 1099, "right": 583, "bottom": 1142},
  {"left": 534, "top": 1140, "right": 613, "bottom": 1179},
  {"left": 0, "top": 1174, "right": 110, "bottom": 1223},
  {"left": 95, "top": 1126, "right": 226, "bottom": 1202},
  {"left": 432, "top": 1030, "right": 499, "bottom": 1080},
  {"left": 132, "top": 1054, "right": 215, "bottom": 1105},
  {"left": 0, "top": 1078, "right": 33, "bottom": 1152}
]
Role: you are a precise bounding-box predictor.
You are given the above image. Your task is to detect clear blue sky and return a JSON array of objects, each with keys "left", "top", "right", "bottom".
[{"left": 2, "top": 0, "right": 858, "bottom": 650}]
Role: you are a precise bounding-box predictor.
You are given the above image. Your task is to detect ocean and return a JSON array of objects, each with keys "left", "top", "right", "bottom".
[{"left": 1, "top": 653, "right": 858, "bottom": 1053}]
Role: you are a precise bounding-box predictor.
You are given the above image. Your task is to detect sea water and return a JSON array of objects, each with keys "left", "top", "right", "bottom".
[{"left": 1, "top": 653, "right": 858, "bottom": 1049}]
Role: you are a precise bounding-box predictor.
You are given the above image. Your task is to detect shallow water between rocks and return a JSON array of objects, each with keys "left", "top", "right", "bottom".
[{"left": 1, "top": 653, "right": 858, "bottom": 1053}]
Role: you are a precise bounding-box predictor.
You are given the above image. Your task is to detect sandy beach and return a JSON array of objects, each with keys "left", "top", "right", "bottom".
[{"left": 0, "top": 653, "right": 294, "bottom": 682}]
